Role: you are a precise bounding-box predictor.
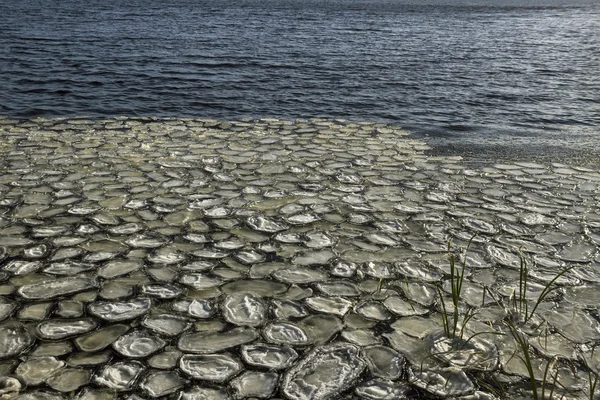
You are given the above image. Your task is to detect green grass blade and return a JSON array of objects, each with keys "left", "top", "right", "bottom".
[
  {"left": 437, "top": 285, "right": 450, "bottom": 338},
  {"left": 541, "top": 357, "right": 557, "bottom": 400},
  {"left": 526, "top": 265, "right": 577, "bottom": 323},
  {"left": 458, "top": 308, "right": 476, "bottom": 343},
  {"left": 505, "top": 321, "right": 539, "bottom": 400}
]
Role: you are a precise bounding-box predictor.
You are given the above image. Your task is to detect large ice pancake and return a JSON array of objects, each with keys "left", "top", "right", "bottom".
[
  {"left": 88, "top": 298, "right": 152, "bottom": 322},
  {"left": 0, "top": 321, "right": 33, "bottom": 359},
  {"left": 35, "top": 319, "right": 98, "bottom": 340},
  {"left": 178, "top": 327, "right": 259, "bottom": 353},
  {"left": 179, "top": 354, "right": 242, "bottom": 382},
  {"left": 221, "top": 293, "right": 266, "bottom": 327},
  {"left": 282, "top": 343, "right": 366, "bottom": 400},
  {"left": 17, "top": 277, "right": 97, "bottom": 300}
]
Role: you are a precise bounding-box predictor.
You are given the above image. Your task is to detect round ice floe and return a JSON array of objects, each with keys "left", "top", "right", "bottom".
[
  {"left": 147, "top": 249, "right": 187, "bottom": 264},
  {"left": 362, "top": 345, "right": 406, "bottom": 380},
  {"left": 263, "top": 322, "right": 310, "bottom": 346},
  {"left": 0, "top": 301, "right": 16, "bottom": 322},
  {"left": 140, "top": 370, "right": 187, "bottom": 398},
  {"left": 291, "top": 250, "right": 335, "bottom": 266},
  {"left": 274, "top": 232, "right": 304, "bottom": 244},
  {"left": 23, "top": 243, "right": 51, "bottom": 259},
  {"left": 544, "top": 307, "right": 600, "bottom": 343},
  {"left": 460, "top": 217, "right": 498, "bottom": 235},
  {"left": 286, "top": 213, "right": 321, "bottom": 225},
  {"left": 181, "top": 260, "right": 216, "bottom": 272},
  {"left": 233, "top": 250, "right": 266, "bottom": 265},
  {"left": 399, "top": 282, "right": 437, "bottom": 307},
  {"left": 112, "top": 330, "right": 166, "bottom": 358},
  {"left": 459, "top": 251, "right": 492, "bottom": 269},
  {"left": 558, "top": 242, "right": 597, "bottom": 263},
  {"left": 429, "top": 331, "right": 499, "bottom": 371},
  {"left": 305, "top": 296, "right": 353, "bottom": 316},
  {"left": 140, "top": 283, "right": 184, "bottom": 299},
  {"left": 341, "top": 329, "right": 381, "bottom": 346},
  {"left": 16, "top": 356, "right": 65, "bottom": 386},
  {"left": 519, "top": 212, "right": 556, "bottom": 226},
  {"left": 186, "top": 300, "right": 216, "bottom": 319},
  {"left": 247, "top": 215, "right": 288, "bottom": 233},
  {"left": 190, "top": 249, "right": 228, "bottom": 259},
  {"left": 331, "top": 260, "right": 358, "bottom": 278},
  {"left": 354, "top": 302, "right": 391, "bottom": 321},
  {"left": 394, "top": 204, "right": 426, "bottom": 213},
  {"left": 18, "top": 277, "right": 98, "bottom": 300},
  {"left": 108, "top": 222, "right": 144, "bottom": 235},
  {"left": 0, "top": 376, "right": 22, "bottom": 400},
  {"left": 230, "top": 371, "right": 278, "bottom": 399},
  {"left": 409, "top": 368, "right": 475, "bottom": 397},
  {"left": 221, "top": 279, "right": 288, "bottom": 297},
  {"left": 365, "top": 232, "right": 399, "bottom": 247},
  {"left": 348, "top": 213, "right": 373, "bottom": 225},
  {"left": 44, "top": 260, "right": 97, "bottom": 275},
  {"left": 222, "top": 293, "right": 266, "bottom": 327},
  {"left": 177, "top": 387, "right": 230, "bottom": 400},
  {"left": 178, "top": 327, "right": 258, "bottom": 353},
  {"left": 299, "top": 314, "right": 344, "bottom": 345},
  {"left": 316, "top": 281, "right": 361, "bottom": 297},
  {"left": 46, "top": 368, "right": 91, "bottom": 392},
  {"left": 496, "top": 236, "right": 554, "bottom": 254},
  {"left": 178, "top": 273, "right": 224, "bottom": 290},
  {"left": 204, "top": 206, "right": 232, "bottom": 218},
  {"left": 94, "top": 361, "right": 145, "bottom": 391},
  {"left": 272, "top": 300, "right": 309, "bottom": 319},
  {"left": 395, "top": 261, "right": 443, "bottom": 282},
  {"left": 405, "top": 238, "right": 447, "bottom": 253},
  {"left": 50, "top": 247, "right": 85, "bottom": 261},
  {"left": 98, "top": 259, "right": 142, "bottom": 279},
  {"left": 382, "top": 296, "right": 428, "bottom": 317},
  {"left": 0, "top": 321, "right": 34, "bottom": 359},
  {"left": 36, "top": 319, "right": 97, "bottom": 340},
  {"left": 283, "top": 343, "right": 365, "bottom": 400},
  {"left": 390, "top": 316, "right": 439, "bottom": 340},
  {"left": 180, "top": 354, "right": 242, "bottom": 382},
  {"left": 355, "top": 379, "right": 411, "bottom": 400},
  {"left": 486, "top": 245, "right": 522, "bottom": 269},
  {"left": 273, "top": 267, "right": 328, "bottom": 284},
  {"left": 74, "top": 324, "right": 129, "bottom": 352},
  {"left": 142, "top": 314, "right": 191, "bottom": 336},
  {"left": 88, "top": 298, "right": 152, "bottom": 322},
  {"left": 241, "top": 343, "right": 298, "bottom": 370},
  {"left": 303, "top": 231, "right": 335, "bottom": 248},
  {"left": 1, "top": 260, "right": 42, "bottom": 275}
]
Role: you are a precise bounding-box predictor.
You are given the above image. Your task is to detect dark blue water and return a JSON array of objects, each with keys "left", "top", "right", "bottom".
[{"left": 1, "top": 0, "right": 599, "bottom": 159}]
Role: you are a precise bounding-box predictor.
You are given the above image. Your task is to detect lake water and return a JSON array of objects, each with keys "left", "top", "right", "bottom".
[{"left": 1, "top": 0, "right": 599, "bottom": 162}]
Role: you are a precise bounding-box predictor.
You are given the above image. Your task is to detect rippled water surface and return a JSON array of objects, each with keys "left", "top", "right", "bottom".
[{"left": 0, "top": 0, "right": 599, "bottom": 160}]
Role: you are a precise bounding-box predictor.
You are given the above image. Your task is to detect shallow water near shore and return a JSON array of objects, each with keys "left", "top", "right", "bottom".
[{"left": 0, "top": 117, "right": 600, "bottom": 399}]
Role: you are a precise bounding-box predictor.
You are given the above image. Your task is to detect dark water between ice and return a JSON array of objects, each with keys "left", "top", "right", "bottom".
[{"left": 1, "top": 0, "right": 599, "bottom": 161}]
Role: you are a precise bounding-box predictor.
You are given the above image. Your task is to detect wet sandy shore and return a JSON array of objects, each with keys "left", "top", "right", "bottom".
[{"left": 0, "top": 117, "right": 599, "bottom": 400}]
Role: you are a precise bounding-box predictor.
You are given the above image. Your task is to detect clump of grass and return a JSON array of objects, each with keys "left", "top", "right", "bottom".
[
  {"left": 437, "top": 235, "right": 476, "bottom": 343},
  {"left": 505, "top": 318, "right": 561, "bottom": 400},
  {"left": 511, "top": 251, "right": 576, "bottom": 325},
  {"left": 500, "top": 251, "right": 579, "bottom": 399},
  {"left": 432, "top": 239, "right": 594, "bottom": 399}
]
